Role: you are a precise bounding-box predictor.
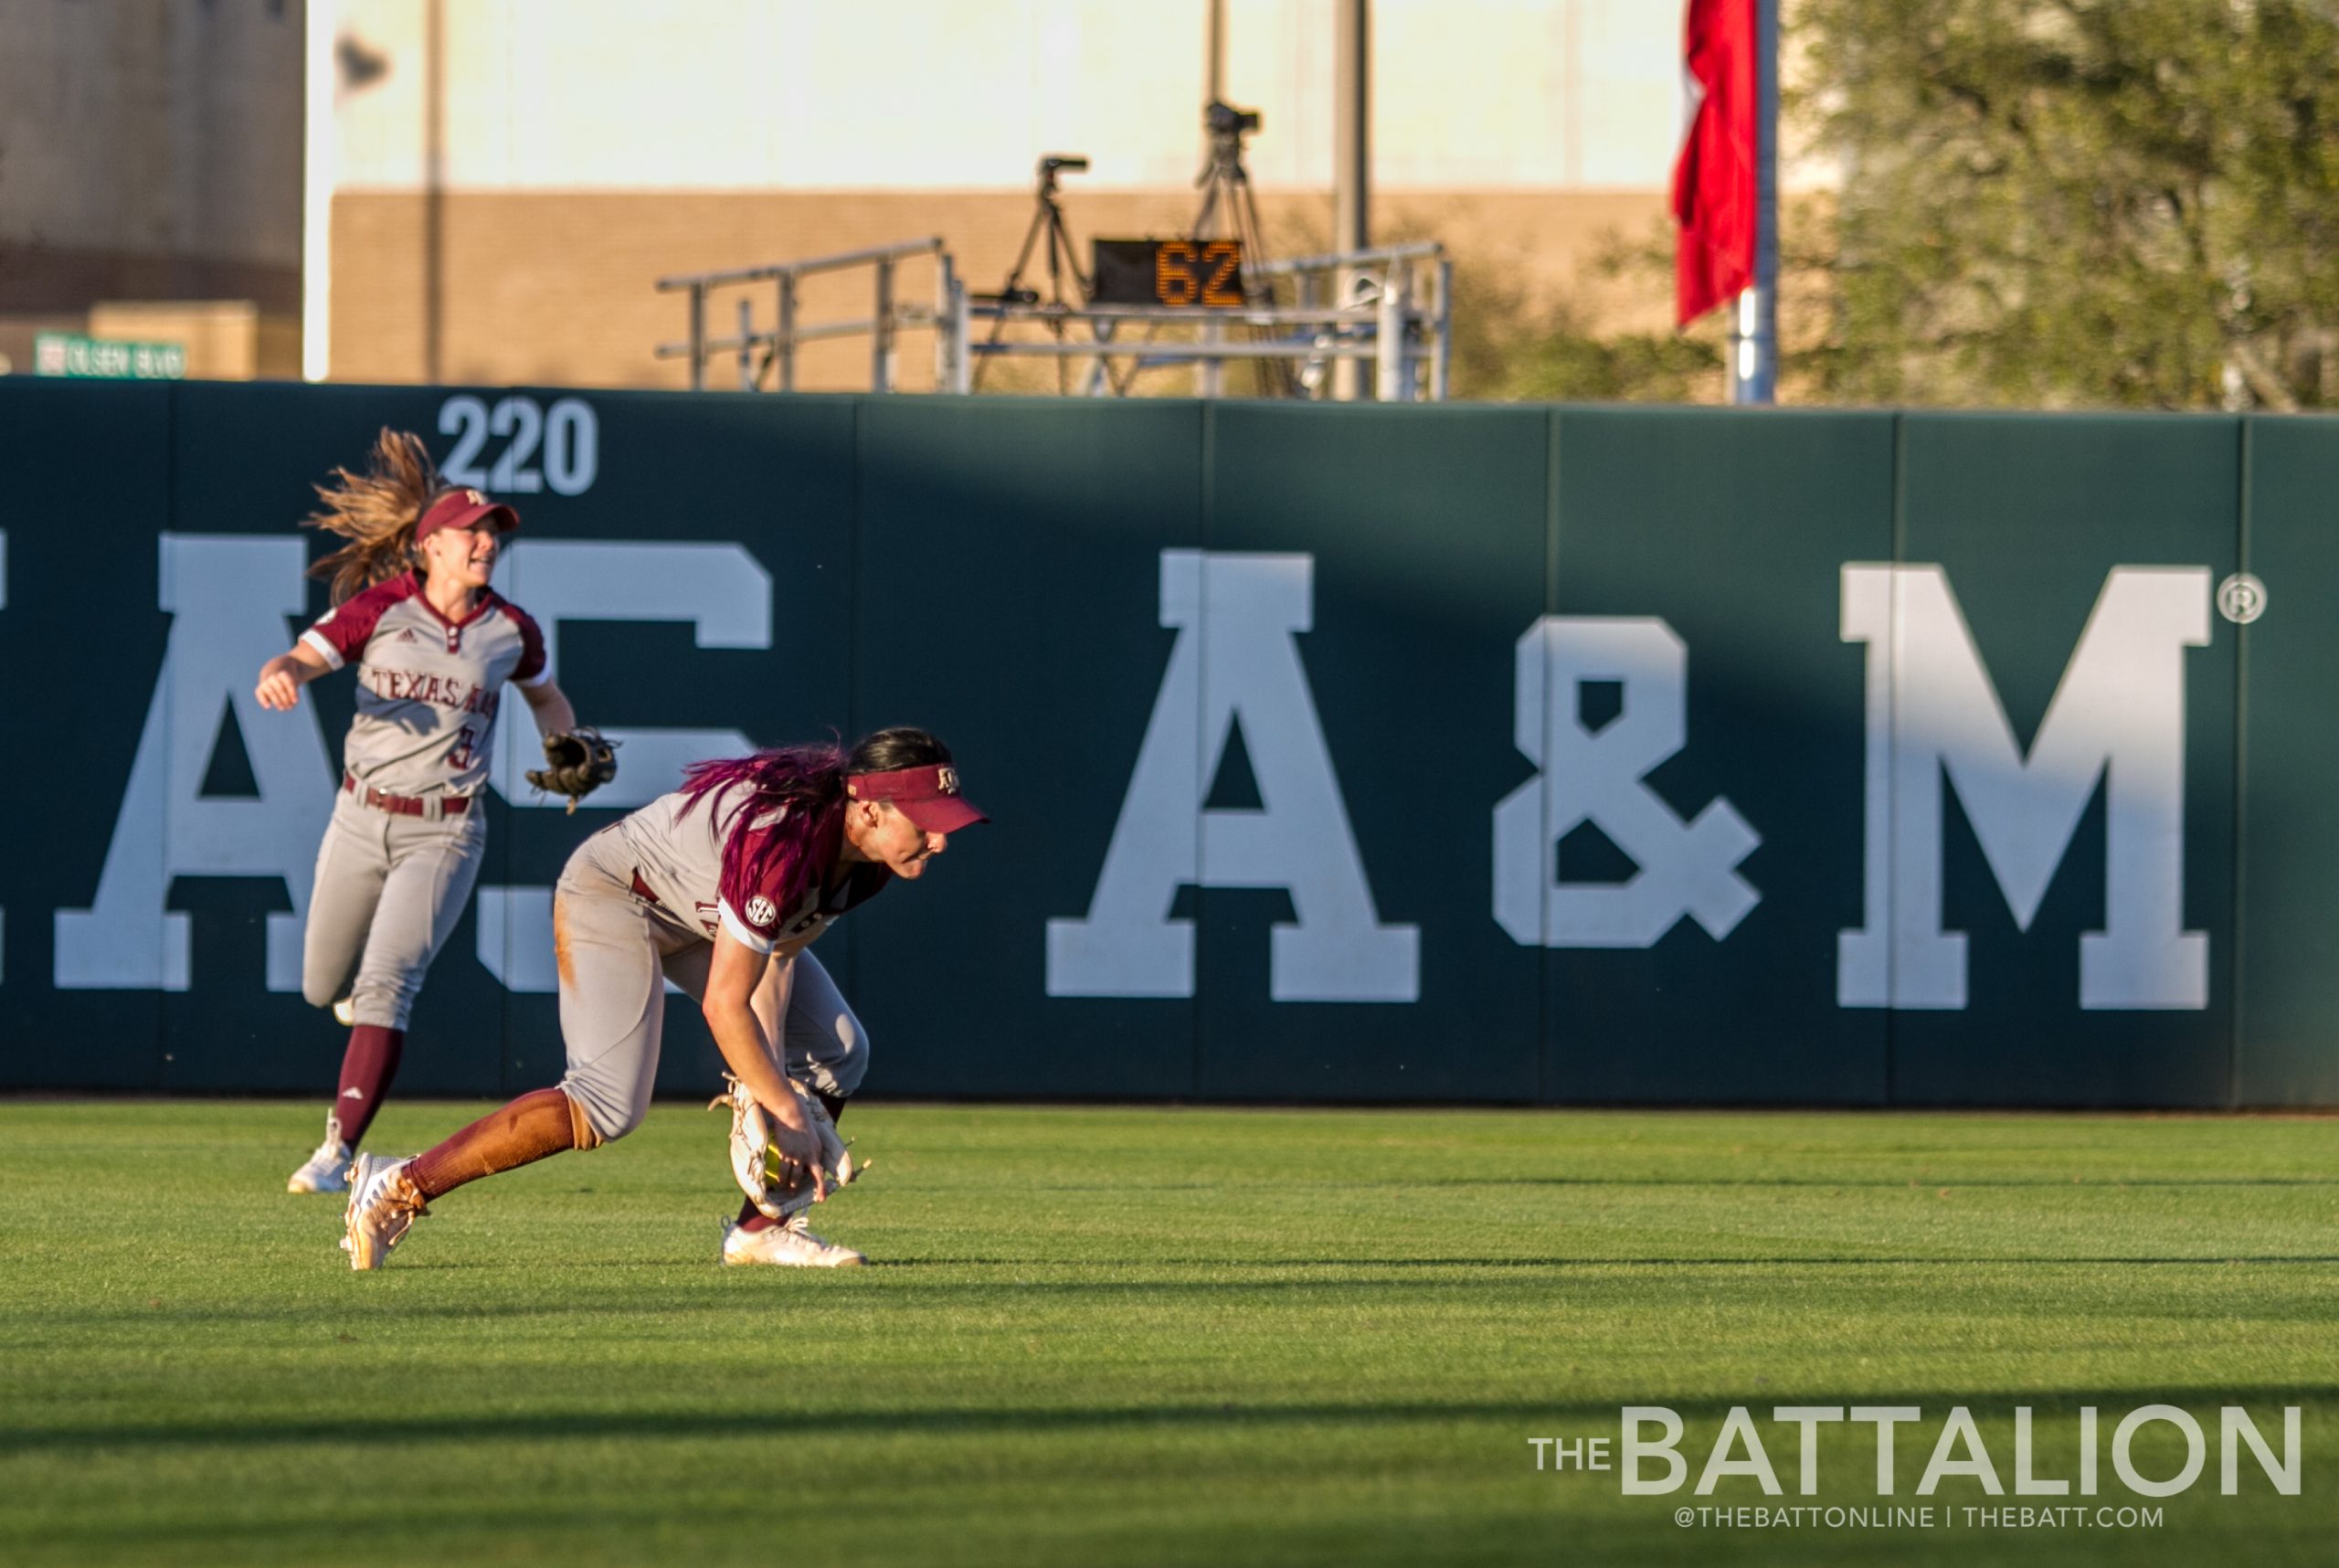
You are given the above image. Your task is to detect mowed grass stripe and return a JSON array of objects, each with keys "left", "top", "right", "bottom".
[{"left": 1, "top": 1101, "right": 2332, "bottom": 1567}]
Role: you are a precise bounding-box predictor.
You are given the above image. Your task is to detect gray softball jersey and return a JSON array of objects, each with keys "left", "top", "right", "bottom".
[
  {"left": 608, "top": 787, "right": 890, "bottom": 956},
  {"left": 301, "top": 570, "right": 548, "bottom": 798}
]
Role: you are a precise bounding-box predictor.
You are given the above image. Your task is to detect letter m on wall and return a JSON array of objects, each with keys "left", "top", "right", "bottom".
[{"left": 1838, "top": 565, "right": 2210, "bottom": 1011}]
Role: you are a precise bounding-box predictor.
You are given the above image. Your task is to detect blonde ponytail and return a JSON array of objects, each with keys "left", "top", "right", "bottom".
[{"left": 303, "top": 428, "right": 445, "bottom": 604}]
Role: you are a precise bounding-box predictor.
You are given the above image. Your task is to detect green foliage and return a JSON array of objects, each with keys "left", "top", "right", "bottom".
[
  {"left": 1795, "top": 0, "right": 2339, "bottom": 408},
  {"left": 1447, "top": 226, "right": 1728, "bottom": 405},
  {"left": 1489, "top": 308, "right": 1727, "bottom": 404},
  {"left": 3, "top": 1102, "right": 2336, "bottom": 1565}
]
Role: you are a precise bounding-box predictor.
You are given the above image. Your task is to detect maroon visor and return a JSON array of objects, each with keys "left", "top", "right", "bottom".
[
  {"left": 846, "top": 763, "right": 988, "bottom": 834},
  {"left": 415, "top": 487, "right": 520, "bottom": 544}
]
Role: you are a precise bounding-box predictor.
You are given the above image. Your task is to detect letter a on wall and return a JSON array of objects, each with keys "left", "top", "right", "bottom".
[
  {"left": 55, "top": 535, "right": 336, "bottom": 991},
  {"left": 1047, "top": 550, "right": 1419, "bottom": 1001}
]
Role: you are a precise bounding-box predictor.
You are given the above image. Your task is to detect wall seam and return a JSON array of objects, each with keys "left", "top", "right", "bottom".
[
  {"left": 1884, "top": 409, "right": 1907, "bottom": 1107},
  {"left": 2228, "top": 415, "right": 2250, "bottom": 1108},
  {"left": 1539, "top": 407, "right": 1561, "bottom": 1106},
  {"left": 1192, "top": 398, "right": 1212, "bottom": 1102},
  {"left": 159, "top": 382, "right": 182, "bottom": 1094},
  {"left": 845, "top": 395, "right": 866, "bottom": 1033}
]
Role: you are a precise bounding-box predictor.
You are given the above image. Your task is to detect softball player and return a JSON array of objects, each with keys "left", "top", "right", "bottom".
[
  {"left": 256, "top": 429, "right": 588, "bottom": 1194},
  {"left": 340, "top": 726, "right": 984, "bottom": 1270}
]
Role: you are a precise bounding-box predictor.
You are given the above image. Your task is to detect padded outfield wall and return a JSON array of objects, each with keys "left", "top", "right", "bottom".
[{"left": 0, "top": 379, "right": 2331, "bottom": 1107}]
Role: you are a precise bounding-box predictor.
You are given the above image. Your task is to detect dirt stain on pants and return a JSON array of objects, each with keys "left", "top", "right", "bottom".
[{"left": 552, "top": 895, "right": 577, "bottom": 990}]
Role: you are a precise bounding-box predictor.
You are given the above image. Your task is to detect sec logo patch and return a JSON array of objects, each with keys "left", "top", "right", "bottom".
[{"left": 744, "top": 895, "right": 778, "bottom": 927}]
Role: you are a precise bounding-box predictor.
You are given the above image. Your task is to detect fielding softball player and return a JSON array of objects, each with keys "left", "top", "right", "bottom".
[
  {"left": 340, "top": 726, "right": 983, "bottom": 1270},
  {"left": 256, "top": 429, "right": 613, "bottom": 1195}
]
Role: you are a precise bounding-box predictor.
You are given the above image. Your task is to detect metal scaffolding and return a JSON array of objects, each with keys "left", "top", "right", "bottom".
[
  {"left": 654, "top": 238, "right": 966, "bottom": 394},
  {"left": 655, "top": 238, "right": 1449, "bottom": 401}
]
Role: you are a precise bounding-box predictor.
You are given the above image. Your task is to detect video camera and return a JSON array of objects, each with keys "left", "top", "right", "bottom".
[{"left": 1205, "top": 101, "right": 1262, "bottom": 137}]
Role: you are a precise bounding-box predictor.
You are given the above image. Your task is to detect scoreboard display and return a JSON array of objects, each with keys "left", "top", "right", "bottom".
[{"left": 1090, "top": 239, "right": 1248, "bottom": 309}]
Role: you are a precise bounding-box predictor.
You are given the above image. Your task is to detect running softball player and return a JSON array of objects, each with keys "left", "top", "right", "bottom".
[
  {"left": 339, "top": 726, "right": 982, "bottom": 1270},
  {"left": 256, "top": 429, "right": 607, "bottom": 1194}
]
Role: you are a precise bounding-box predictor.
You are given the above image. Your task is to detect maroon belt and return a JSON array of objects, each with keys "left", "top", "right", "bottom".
[{"left": 344, "top": 775, "right": 471, "bottom": 817}]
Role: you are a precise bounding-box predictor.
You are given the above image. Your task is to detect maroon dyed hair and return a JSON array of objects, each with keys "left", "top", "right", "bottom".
[{"left": 678, "top": 727, "right": 953, "bottom": 916}]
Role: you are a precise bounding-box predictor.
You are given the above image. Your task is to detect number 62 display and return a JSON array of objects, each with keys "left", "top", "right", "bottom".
[{"left": 1089, "top": 239, "right": 1247, "bottom": 310}]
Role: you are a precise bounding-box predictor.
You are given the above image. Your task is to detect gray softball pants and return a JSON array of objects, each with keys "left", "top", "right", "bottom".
[
  {"left": 552, "top": 833, "right": 869, "bottom": 1145},
  {"left": 302, "top": 791, "right": 487, "bottom": 1030}
]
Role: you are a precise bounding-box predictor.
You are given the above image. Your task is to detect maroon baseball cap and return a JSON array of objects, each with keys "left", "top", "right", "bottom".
[
  {"left": 845, "top": 762, "right": 988, "bottom": 834},
  {"left": 415, "top": 487, "right": 519, "bottom": 543}
]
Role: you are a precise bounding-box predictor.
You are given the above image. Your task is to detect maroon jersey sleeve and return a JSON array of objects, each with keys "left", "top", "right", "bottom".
[
  {"left": 502, "top": 600, "right": 550, "bottom": 685},
  {"left": 299, "top": 576, "right": 409, "bottom": 670},
  {"left": 714, "top": 809, "right": 790, "bottom": 954}
]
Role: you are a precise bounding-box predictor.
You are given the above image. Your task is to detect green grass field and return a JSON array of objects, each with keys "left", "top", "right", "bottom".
[{"left": 2, "top": 1101, "right": 2333, "bottom": 1567}]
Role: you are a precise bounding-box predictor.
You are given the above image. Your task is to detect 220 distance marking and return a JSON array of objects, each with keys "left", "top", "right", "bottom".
[{"left": 438, "top": 394, "right": 599, "bottom": 496}]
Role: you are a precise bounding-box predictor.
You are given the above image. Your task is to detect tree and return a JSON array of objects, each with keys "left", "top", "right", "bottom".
[
  {"left": 1453, "top": 225, "right": 1729, "bottom": 405},
  {"left": 1475, "top": 298, "right": 1726, "bottom": 404},
  {"left": 1794, "top": 0, "right": 2339, "bottom": 409}
]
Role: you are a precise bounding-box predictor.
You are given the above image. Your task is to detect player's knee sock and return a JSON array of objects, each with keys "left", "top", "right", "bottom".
[
  {"left": 333, "top": 1024, "right": 405, "bottom": 1147},
  {"left": 407, "top": 1087, "right": 578, "bottom": 1201},
  {"left": 736, "top": 1096, "right": 847, "bottom": 1233}
]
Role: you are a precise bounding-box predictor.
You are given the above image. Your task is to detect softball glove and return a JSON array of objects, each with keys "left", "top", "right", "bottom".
[
  {"left": 710, "top": 1075, "right": 860, "bottom": 1220},
  {"left": 525, "top": 726, "right": 619, "bottom": 812}
]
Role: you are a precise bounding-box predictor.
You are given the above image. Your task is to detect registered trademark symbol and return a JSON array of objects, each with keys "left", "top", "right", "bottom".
[{"left": 2217, "top": 573, "right": 2267, "bottom": 624}]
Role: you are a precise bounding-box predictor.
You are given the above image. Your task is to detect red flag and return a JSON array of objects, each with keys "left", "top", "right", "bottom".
[{"left": 1671, "top": 0, "right": 1758, "bottom": 326}]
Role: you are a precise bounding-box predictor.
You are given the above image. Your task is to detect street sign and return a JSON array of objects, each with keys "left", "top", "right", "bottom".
[{"left": 32, "top": 333, "right": 186, "bottom": 380}]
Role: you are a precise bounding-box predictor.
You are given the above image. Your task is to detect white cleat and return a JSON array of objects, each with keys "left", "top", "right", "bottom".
[
  {"left": 288, "top": 1132, "right": 354, "bottom": 1194},
  {"left": 343, "top": 1153, "right": 428, "bottom": 1270},
  {"left": 719, "top": 1214, "right": 865, "bottom": 1268}
]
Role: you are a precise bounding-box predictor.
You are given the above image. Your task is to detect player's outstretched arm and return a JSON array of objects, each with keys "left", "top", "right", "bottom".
[
  {"left": 703, "top": 929, "right": 828, "bottom": 1196},
  {"left": 518, "top": 677, "right": 577, "bottom": 736},
  {"left": 254, "top": 642, "right": 333, "bottom": 711}
]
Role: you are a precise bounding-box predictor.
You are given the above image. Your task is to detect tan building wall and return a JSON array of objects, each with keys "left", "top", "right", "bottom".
[
  {"left": 330, "top": 186, "right": 1666, "bottom": 392},
  {"left": 89, "top": 301, "right": 303, "bottom": 381}
]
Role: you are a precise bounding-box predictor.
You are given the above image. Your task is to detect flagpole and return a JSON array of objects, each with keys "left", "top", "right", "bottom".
[
  {"left": 1333, "top": 0, "right": 1371, "bottom": 401},
  {"left": 1730, "top": 0, "right": 1778, "bottom": 404}
]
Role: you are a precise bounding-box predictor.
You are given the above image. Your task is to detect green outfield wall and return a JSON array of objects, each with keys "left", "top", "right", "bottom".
[{"left": 1, "top": 380, "right": 2328, "bottom": 1106}]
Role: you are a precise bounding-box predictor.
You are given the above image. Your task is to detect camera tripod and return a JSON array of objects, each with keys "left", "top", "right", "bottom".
[
  {"left": 972, "top": 154, "right": 1093, "bottom": 392},
  {"left": 1109, "top": 101, "right": 1296, "bottom": 397},
  {"left": 1191, "top": 101, "right": 1278, "bottom": 309}
]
